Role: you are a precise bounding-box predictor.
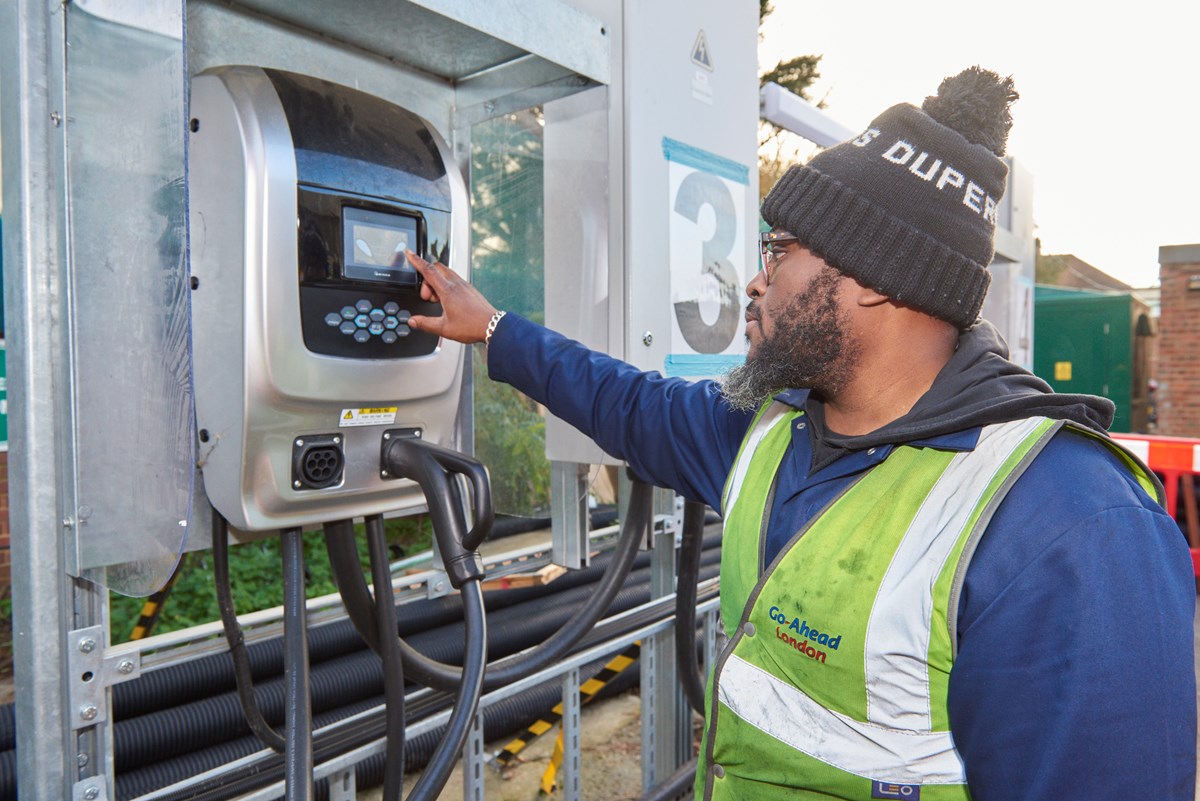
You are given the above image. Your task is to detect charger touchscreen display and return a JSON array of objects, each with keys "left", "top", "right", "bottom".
[{"left": 342, "top": 206, "right": 420, "bottom": 286}]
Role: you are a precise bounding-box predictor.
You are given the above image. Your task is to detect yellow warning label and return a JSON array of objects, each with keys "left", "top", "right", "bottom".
[
  {"left": 1054, "top": 362, "right": 1072, "bottom": 382},
  {"left": 339, "top": 407, "right": 399, "bottom": 427}
]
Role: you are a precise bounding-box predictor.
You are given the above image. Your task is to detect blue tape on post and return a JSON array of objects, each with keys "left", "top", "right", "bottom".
[
  {"left": 662, "top": 138, "right": 750, "bottom": 185},
  {"left": 664, "top": 354, "right": 745, "bottom": 378}
]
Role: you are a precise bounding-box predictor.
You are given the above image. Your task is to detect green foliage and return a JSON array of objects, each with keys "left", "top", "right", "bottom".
[
  {"left": 470, "top": 110, "right": 546, "bottom": 325},
  {"left": 468, "top": 105, "right": 553, "bottom": 516},
  {"left": 757, "top": 0, "right": 821, "bottom": 101},
  {"left": 760, "top": 55, "right": 822, "bottom": 102},
  {"left": 473, "top": 356, "right": 552, "bottom": 515},
  {"left": 1036, "top": 252, "right": 1067, "bottom": 285},
  {"left": 108, "top": 516, "right": 434, "bottom": 644},
  {"left": 756, "top": 5, "right": 824, "bottom": 194}
]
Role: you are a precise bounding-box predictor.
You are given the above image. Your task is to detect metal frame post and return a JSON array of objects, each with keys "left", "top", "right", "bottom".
[
  {"left": 0, "top": 1, "right": 100, "bottom": 798},
  {"left": 642, "top": 492, "right": 690, "bottom": 788},
  {"left": 551, "top": 461, "right": 591, "bottom": 568},
  {"left": 462, "top": 710, "right": 485, "bottom": 801},
  {"left": 561, "top": 666, "right": 583, "bottom": 801}
]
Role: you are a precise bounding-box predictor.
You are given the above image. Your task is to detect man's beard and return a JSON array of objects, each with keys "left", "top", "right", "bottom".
[{"left": 721, "top": 267, "right": 859, "bottom": 413}]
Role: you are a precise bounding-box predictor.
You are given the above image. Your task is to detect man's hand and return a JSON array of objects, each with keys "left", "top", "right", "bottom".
[{"left": 406, "top": 250, "right": 499, "bottom": 345}]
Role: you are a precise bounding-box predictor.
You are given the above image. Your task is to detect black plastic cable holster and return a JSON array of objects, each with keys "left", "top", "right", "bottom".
[{"left": 381, "top": 434, "right": 493, "bottom": 588}]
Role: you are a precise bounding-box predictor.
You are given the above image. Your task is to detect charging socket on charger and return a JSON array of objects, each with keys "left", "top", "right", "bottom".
[{"left": 291, "top": 434, "right": 346, "bottom": 490}]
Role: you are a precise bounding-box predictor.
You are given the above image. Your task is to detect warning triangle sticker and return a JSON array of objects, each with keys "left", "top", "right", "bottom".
[
  {"left": 344, "top": 410, "right": 355, "bottom": 420},
  {"left": 691, "top": 30, "right": 713, "bottom": 71}
]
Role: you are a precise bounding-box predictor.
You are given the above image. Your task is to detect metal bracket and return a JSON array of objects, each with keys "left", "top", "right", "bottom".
[
  {"left": 72, "top": 777, "right": 108, "bottom": 801},
  {"left": 551, "top": 461, "right": 590, "bottom": 569},
  {"left": 67, "top": 626, "right": 141, "bottom": 730},
  {"left": 426, "top": 568, "right": 452, "bottom": 599},
  {"left": 327, "top": 768, "right": 356, "bottom": 801},
  {"left": 648, "top": 512, "right": 681, "bottom": 550}
]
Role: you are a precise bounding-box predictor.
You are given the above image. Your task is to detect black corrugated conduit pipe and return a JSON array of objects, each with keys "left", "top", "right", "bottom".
[
  {"left": 212, "top": 510, "right": 286, "bottom": 752},
  {"left": 76, "top": 527, "right": 724, "bottom": 733},
  {"left": 332, "top": 656, "right": 641, "bottom": 801},
  {"left": 19, "top": 557, "right": 724, "bottom": 801},
  {"left": 101, "top": 552, "right": 723, "bottom": 779},
  {"left": 675, "top": 500, "right": 709, "bottom": 715},
  {"left": 0, "top": 536, "right": 724, "bottom": 798},
  {"left": 3, "top": 531, "right": 724, "bottom": 799},
  {"left": 112, "top": 650, "right": 643, "bottom": 801}
]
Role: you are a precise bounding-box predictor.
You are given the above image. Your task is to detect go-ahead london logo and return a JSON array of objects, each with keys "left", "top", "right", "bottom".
[{"left": 768, "top": 604, "right": 843, "bottom": 665}]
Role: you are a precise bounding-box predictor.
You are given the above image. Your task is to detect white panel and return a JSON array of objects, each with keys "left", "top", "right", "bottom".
[{"left": 624, "top": 0, "right": 759, "bottom": 375}]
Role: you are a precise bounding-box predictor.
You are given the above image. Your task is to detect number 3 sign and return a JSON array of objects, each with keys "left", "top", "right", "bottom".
[{"left": 663, "top": 137, "right": 750, "bottom": 378}]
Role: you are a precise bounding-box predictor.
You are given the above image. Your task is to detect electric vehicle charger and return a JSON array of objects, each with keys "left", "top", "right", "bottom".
[{"left": 188, "top": 65, "right": 495, "bottom": 800}]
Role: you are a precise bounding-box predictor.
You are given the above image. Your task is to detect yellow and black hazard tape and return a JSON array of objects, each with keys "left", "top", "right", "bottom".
[
  {"left": 492, "top": 640, "right": 641, "bottom": 773},
  {"left": 541, "top": 734, "right": 566, "bottom": 795},
  {"left": 129, "top": 558, "right": 184, "bottom": 640}
]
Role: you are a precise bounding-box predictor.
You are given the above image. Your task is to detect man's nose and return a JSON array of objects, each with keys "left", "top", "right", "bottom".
[{"left": 746, "top": 269, "right": 766, "bottom": 299}]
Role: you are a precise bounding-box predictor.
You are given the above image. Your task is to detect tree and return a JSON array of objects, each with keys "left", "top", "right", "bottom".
[
  {"left": 469, "top": 110, "right": 554, "bottom": 514},
  {"left": 757, "top": 6, "right": 824, "bottom": 200}
]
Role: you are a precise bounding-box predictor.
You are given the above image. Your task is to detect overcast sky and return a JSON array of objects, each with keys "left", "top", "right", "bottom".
[{"left": 759, "top": 1, "right": 1200, "bottom": 289}]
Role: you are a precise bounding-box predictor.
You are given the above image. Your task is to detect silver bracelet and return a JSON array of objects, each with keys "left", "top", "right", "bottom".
[{"left": 484, "top": 310, "right": 507, "bottom": 347}]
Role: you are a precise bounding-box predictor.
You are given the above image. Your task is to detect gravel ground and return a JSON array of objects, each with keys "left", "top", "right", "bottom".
[{"left": 361, "top": 690, "right": 657, "bottom": 801}]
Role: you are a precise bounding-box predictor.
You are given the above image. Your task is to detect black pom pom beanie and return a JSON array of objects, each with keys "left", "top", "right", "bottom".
[{"left": 761, "top": 84, "right": 1012, "bottom": 329}]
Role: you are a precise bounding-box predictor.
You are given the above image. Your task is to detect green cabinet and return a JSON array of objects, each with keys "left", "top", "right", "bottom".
[{"left": 1033, "top": 286, "right": 1153, "bottom": 434}]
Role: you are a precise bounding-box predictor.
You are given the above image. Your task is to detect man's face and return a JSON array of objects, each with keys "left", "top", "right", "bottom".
[{"left": 721, "top": 237, "right": 861, "bottom": 412}]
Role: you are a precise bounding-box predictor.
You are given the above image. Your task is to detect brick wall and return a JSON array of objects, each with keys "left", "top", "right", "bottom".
[{"left": 1156, "top": 245, "right": 1200, "bottom": 437}]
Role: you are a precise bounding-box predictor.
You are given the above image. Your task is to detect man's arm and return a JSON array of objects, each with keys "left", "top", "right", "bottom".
[
  {"left": 949, "top": 432, "right": 1196, "bottom": 800},
  {"left": 406, "top": 252, "right": 752, "bottom": 507}
]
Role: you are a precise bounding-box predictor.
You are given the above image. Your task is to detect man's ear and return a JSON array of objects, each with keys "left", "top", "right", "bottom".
[{"left": 853, "top": 284, "right": 891, "bottom": 308}]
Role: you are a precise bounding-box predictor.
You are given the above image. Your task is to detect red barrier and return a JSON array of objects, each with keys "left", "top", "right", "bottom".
[{"left": 1110, "top": 433, "right": 1200, "bottom": 575}]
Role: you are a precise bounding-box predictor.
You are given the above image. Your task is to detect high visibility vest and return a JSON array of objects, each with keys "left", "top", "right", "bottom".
[{"left": 697, "top": 403, "right": 1159, "bottom": 800}]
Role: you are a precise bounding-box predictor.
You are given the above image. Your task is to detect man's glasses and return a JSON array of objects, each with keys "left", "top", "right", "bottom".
[{"left": 759, "top": 231, "right": 800, "bottom": 285}]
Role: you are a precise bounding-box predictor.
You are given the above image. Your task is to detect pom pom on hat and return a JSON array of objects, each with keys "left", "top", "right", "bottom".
[{"left": 922, "top": 66, "right": 1019, "bottom": 157}]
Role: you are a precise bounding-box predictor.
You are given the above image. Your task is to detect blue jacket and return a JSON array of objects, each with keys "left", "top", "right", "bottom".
[{"left": 487, "top": 312, "right": 1196, "bottom": 801}]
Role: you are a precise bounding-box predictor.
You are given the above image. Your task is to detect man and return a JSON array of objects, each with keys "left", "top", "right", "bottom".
[{"left": 407, "top": 67, "right": 1196, "bottom": 800}]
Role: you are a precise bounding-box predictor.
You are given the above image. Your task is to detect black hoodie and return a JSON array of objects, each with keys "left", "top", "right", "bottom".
[{"left": 802, "top": 320, "right": 1115, "bottom": 475}]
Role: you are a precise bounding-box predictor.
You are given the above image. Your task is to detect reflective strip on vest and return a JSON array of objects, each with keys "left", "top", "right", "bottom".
[
  {"left": 864, "top": 416, "right": 1049, "bottom": 729},
  {"left": 718, "top": 654, "right": 967, "bottom": 784},
  {"left": 722, "top": 402, "right": 792, "bottom": 513}
]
